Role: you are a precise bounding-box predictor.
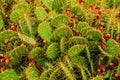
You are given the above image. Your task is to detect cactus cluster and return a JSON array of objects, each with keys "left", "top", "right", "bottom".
[{"left": 0, "top": 0, "right": 120, "bottom": 80}]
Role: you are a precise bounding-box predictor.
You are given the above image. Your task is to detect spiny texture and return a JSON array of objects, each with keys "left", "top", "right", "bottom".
[{"left": 0, "top": 0, "right": 120, "bottom": 80}]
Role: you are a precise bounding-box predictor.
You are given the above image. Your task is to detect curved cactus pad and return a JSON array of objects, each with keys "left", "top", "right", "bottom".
[
  {"left": 38, "top": 22, "right": 52, "bottom": 42},
  {"left": 68, "top": 45, "right": 85, "bottom": 57},
  {"left": 46, "top": 43, "right": 60, "bottom": 59},
  {"left": 51, "top": 14, "right": 70, "bottom": 27}
]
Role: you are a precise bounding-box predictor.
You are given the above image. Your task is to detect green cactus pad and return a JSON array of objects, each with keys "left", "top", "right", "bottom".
[
  {"left": 0, "top": 69, "right": 19, "bottom": 80},
  {"left": 0, "top": 15, "right": 4, "bottom": 30},
  {"left": 53, "top": 26, "right": 73, "bottom": 40},
  {"left": 25, "top": 66, "right": 39, "bottom": 80},
  {"left": 68, "top": 36, "right": 87, "bottom": 45},
  {"left": 51, "top": 14, "right": 70, "bottom": 27},
  {"left": 0, "top": 30, "right": 17, "bottom": 44},
  {"left": 46, "top": 43, "right": 60, "bottom": 59},
  {"left": 43, "top": 0, "right": 53, "bottom": 10},
  {"left": 60, "top": 37, "right": 67, "bottom": 53},
  {"left": 68, "top": 45, "right": 85, "bottom": 57},
  {"left": 18, "top": 33, "right": 37, "bottom": 45},
  {"left": 75, "top": 22, "right": 90, "bottom": 32},
  {"left": 28, "top": 47, "right": 41, "bottom": 59},
  {"left": 8, "top": 45, "right": 27, "bottom": 67},
  {"left": 85, "top": 29, "right": 103, "bottom": 41},
  {"left": 35, "top": 7, "right": 48, "bottom": 20},
  {"left": 71, "top": 56, "right": 88, "bottom": 67},
  {"left": 99, "top": 39, "right": 120, "bottom": 57},
  {"left": 52, "top": 0, "right": 68, "bottom": 11},
  {"left": 38, "top": 21, "right": 52, "bottom": 42}
]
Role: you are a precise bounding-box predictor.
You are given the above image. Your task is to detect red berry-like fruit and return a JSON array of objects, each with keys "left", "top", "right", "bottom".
[
  {"left": 95, "top": 6, "right": 100, "bottom": 9},
  {"left": 43, "top": 40, "right": 48, "bottom": 44},
  {"left": 114, "top": 37, "right": 119, "bottom": 42},
  {"left": 117, "top": 12, "right": 120, "bottom": 17},
  {"left": 109, "top": 62, "right": 115, "bottom": 70},
  {"left": 35, "top": 64, "right": 43, "bottom": 72},
  {"left": 0, "top": 66, "right": 7, "bottom": 72},
  {"left": 66, "top": 8, "right": 70, "bottom": 12},
  {"left": 5, "top": 39, "right": 11, "bottom": 44},
  {"left": 31, "top": 57, "right": 37, "bottom": 63},
  {"left": 79, "top": 0, "right": 85, "bottom": 3},
  {"left": 98, "top": 10, "right": 103, "bottom": 15},
  {"left": 101, "top": 42, "right": 107, "bottom": 51},
  {"left": 115, "top": 74, "right": 120, "bottom": 79},
  {"left": 100, "top": 22, "right": 104, "bottom": 26},
  {"left": 5, "top": 57, "right": 11, "bottom": 63},
  {"left": 96, "top": 14, "right": 100, "bottom": 19},
  {"left": 99, "top": 65, "right": 106, "bottom": 72},
  {"left": 45, "top": 8, "right": 50, "bottom": 13},
  {"left": 74, "top": 15, "right": 78, "bottom": 19},
  {"left": 89, "top": 4, "right": 94, "bottom": 10},
  {"left": 1, "top": 58, "right": 6, "bottom": 63},
  {"left": 99, "top": 26, "right": 103, "bottom": 31},
  {"left": 0, "top": 55, "right": 3, "bottom": 59},
  {"left": 104, "top": 33, "right": 110, "bottom": 40},
  {"left": 11, "top": 25, "right": 17, "bottom": 31}
]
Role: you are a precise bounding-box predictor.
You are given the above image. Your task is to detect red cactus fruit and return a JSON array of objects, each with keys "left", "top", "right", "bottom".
[
  {"left": 114, "top": 37, "right": 119, "bottom": 42},
  {"left": 31, "top": 57, "right": 37, "bottom": 63},
  {"left": 74, "top": 15, "right": 78, "bottom": 19},
  {"left": 109, "top": 62, "right": 115, "bottom": 70},
  {"left": 101, "top": 42, "right": 107, "bottom": 51},
  {"left": 11, "top": 25, "right": 17, "bottom": 31},
  {"left": 99, "top": 26, "right": 103, "bottom": 31},
  {"left": 89, "top": 4, "right": 94, "bottom": 10},
  {"left": 35, "top": 64, "right": 43, "bottom": 72},
  {"left": 5, "top": 39, "right": 11, "bottom": 44},
  {"left": 96, "top": 14, "right": 100, "bottom": 19},
  {"left": 103, "top": 34, "right": 110, "bottom": 40},
  {"left": 95, "top": 6, "right": 100, "bottom": 9},
  {"left": 115, "top": 74, "right": 120, "bottom": 79},
  {"left": 0, "top": 66, "right": 7, "bottom": 72},
  {"left": 117, "top": 12, "right": 120, "bottom": 17},
  {"left": 45, "top": 8, "right": 50, "bottom": 13},
  {"left": 29, "top": 57, "right": 37, "bottom": 67},
  {"left": 5, "top": 57, "right": 11, "bottom": 63},
  {"left": 43, "top": 40, "right": 48, "bottom": 44},
  {"left": 0, "top": 55, "right": 4, "bottom": 59},
  {"left": 66, "top": 8, "right": 70, "bottom": 12},
  {"left": 99, "top": 65, "right": 106, "bottom": 72},
  {"left": 98, "top": 10, "right": 103, "bottom": 15},
  {"left": 100, "top": 22, "right": 104, "bottom": 27},
  {"left": 1, "top": 58, "right": 6, "bottom": 63},
  {"left": 79, "top": 0, "right": 85, "bottom": 3}
]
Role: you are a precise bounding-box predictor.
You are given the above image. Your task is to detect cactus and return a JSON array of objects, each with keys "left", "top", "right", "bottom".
[
  {"left": 0, "top": 15, "right": 4, "bottom": 30},
  {"left": 68, "top": 45, "right": 85, "bottom": 57},
  {"left": 28, "top": 47, "right": 41, "bottom": 59},
  {"left": 0, "top": 30, "right": 17, "bottom": 44},
  {"left": 52, "top": 0, "right": 68, "bottom": 11},
  {"left": 25, "top": 66, "right": 39, "bottom": 80},
  {"left": 0, "top": 0, "right": 120, "bottom": 80},
  {"left": 99, "top": 39, "right": 120, "bottom": 57},
  {"left": 7, "top": 45, "right": 27, "bottom": 67},
  {"left": 35, "top": 7, "right": 48, "bottom": 20},
  {"left": 51, "top": 14, "right": 70, "bottom": 27},
  {"left": 53, "top": 26, "right": 73, "bottom": 40},
  {"left": 0, "top": 69, "right": 19, "bottom": 80},
  {"left": 46, "top": 43, "right": 60, "bottom": 59},
  {"left": 68, "top": 36, "right": 87, "bottom": 45},
  {"left": 38, "top": 21, "right": 52, "bottom": 42}
]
